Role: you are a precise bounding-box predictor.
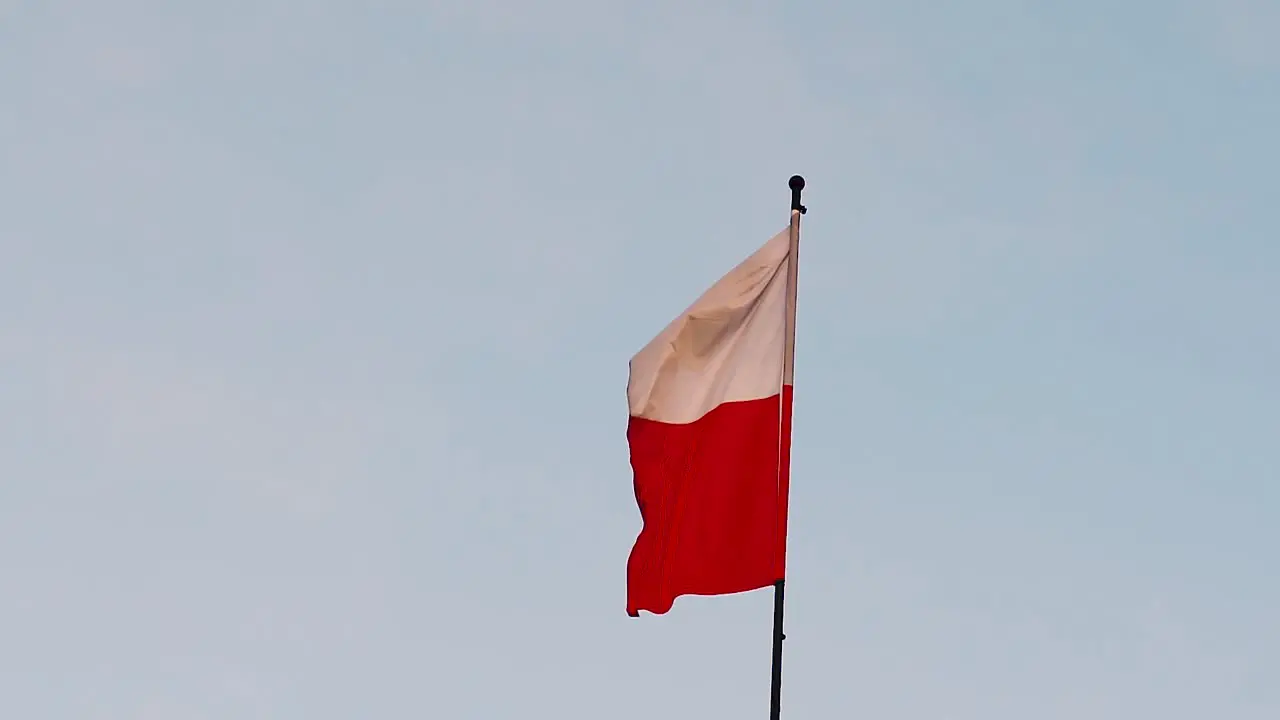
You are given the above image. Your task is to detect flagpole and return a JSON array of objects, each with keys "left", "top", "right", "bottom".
[{"left": 771, "top": 175, "right": 804, "bottom": 720}]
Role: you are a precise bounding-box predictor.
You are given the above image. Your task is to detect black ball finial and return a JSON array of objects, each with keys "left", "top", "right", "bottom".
[{"left": 788, "top": 175, "right": 806, "bottom": 214}]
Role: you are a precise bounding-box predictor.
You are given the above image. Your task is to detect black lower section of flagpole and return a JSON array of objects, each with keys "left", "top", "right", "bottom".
[{"left": 769, "top": 579, "right": 786, "bottom": 719}]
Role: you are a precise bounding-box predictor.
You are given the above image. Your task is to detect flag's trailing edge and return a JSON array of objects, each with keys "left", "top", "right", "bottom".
[{"left": 626, "top": 228, "right": 794, "bottom": 617}]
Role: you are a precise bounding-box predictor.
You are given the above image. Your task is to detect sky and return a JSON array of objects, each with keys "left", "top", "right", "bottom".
[{"left": 1, "top": 1, "right": 1277, "bottom": 718}]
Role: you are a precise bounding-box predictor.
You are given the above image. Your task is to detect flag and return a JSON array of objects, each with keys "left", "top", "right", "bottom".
[{"left": 626, "top": 227, "right": 794, "bottom": 617}]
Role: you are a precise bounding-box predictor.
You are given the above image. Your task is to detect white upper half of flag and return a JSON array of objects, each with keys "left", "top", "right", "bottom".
[{"left": 627, "top": 228, "right": 790, "bottom": 425}]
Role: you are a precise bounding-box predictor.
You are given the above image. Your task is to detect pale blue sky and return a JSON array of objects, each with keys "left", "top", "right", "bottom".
[{"left": 2, "top": 1, "right": 1277, "bottom": 718}]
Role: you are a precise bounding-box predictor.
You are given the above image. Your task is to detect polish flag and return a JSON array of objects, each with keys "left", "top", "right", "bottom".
[{"left": 626, "top": 224, "right": 797, "bottom": 617}]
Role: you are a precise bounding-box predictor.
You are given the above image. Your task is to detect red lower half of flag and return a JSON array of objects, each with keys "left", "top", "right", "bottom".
[{"left": 626, "top": 386, "right": 792, "bottom": 616}]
